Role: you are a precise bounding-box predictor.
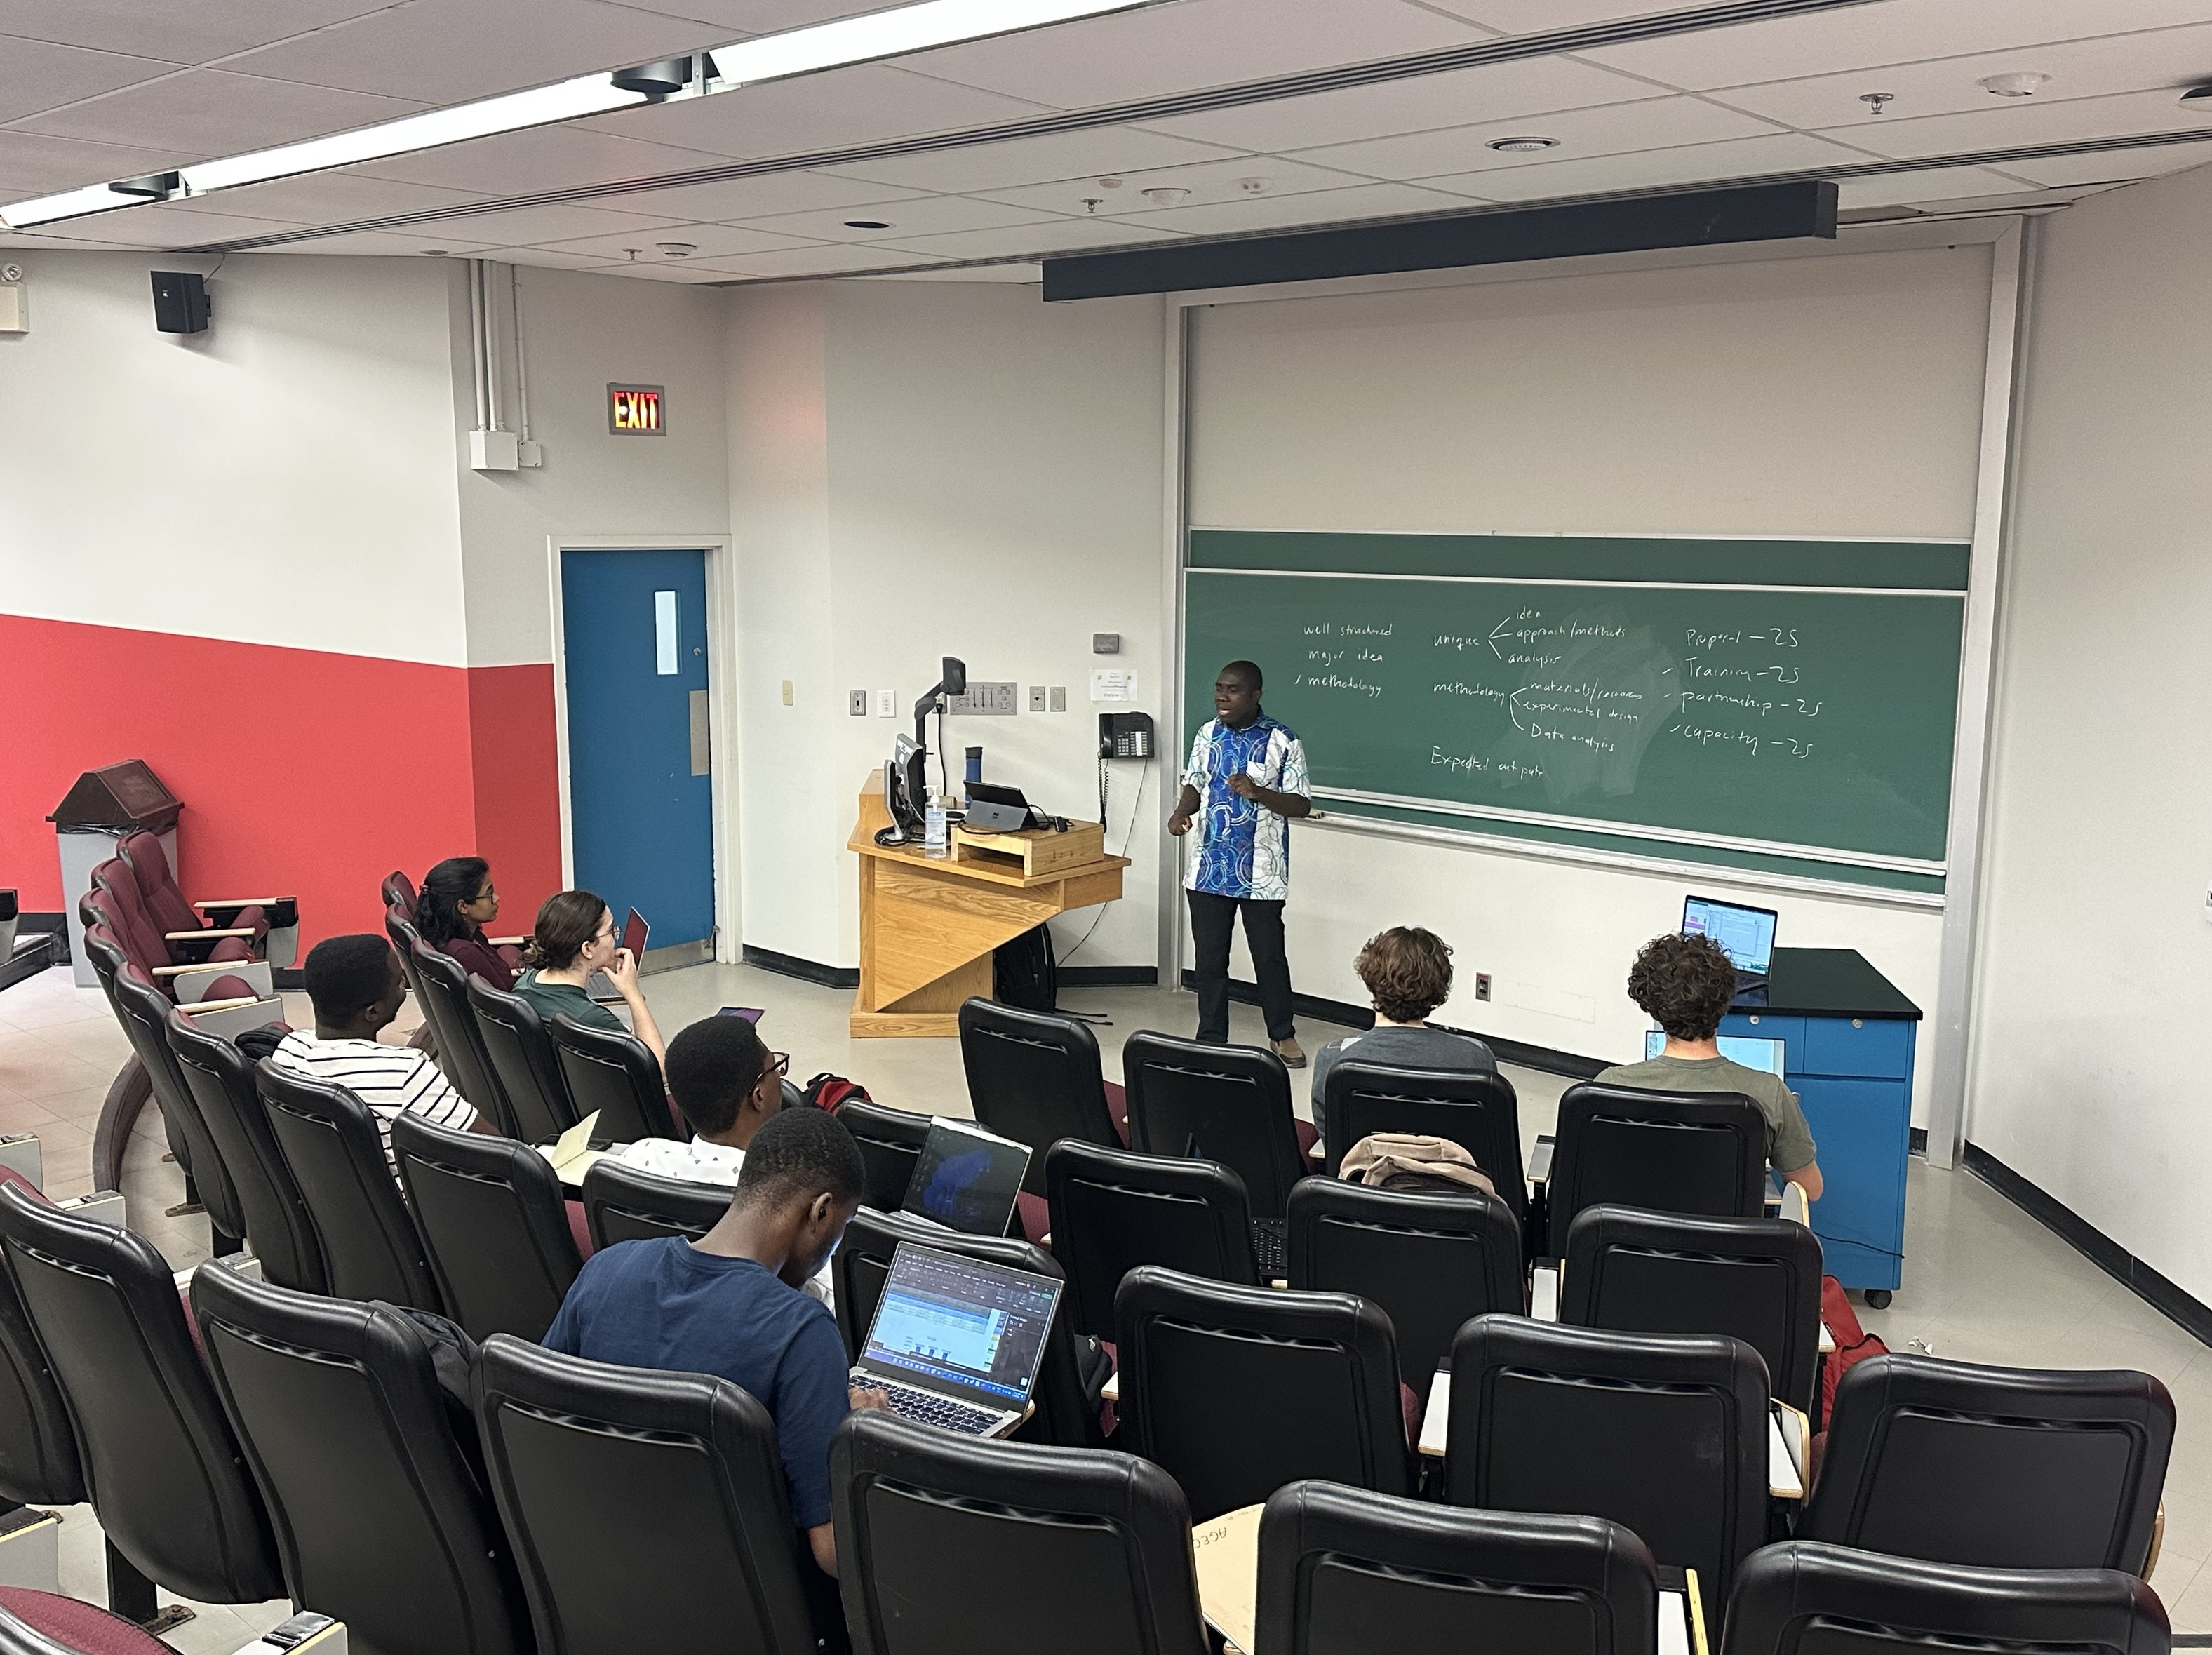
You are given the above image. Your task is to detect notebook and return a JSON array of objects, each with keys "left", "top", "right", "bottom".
[{"left": 534, "top": 1110, "right": 605, "bottom": 1186}]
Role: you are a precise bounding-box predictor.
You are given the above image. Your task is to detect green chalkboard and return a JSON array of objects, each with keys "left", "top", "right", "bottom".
[{"left": 1183, "top": 532, "right": 1968, "bottom": 890}]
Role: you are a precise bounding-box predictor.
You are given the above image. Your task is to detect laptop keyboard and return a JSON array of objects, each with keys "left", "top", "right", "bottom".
[
  {"left": 865, "top": 1376, "right": 1005, "bottom": 1437},
  {"left": 1252, "top": 1219, "right": 1287, "bottom": 1279}
]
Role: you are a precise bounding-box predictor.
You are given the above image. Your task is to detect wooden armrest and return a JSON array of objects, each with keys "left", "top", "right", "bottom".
[
  {"left": 1527, "top": 1138, "right": 1553, "bottom": 1184},
  {"left": 183, "top": 996, "right": 262, "bottom": 1015},
  {"left": 1418, "top": 1368, "right": 1450, "bottom": 1458},
  {"left": 1818, "top": 1320, "right": 1836, "bottom": 1355},
  {"left": 488, "top": 934, "right": 530, "bottom": 946},
  {"left": 1531, "top": 1262, "right": 1560, "bottom": 1322},
  {"left": 154, "top": 960, "right": 254, "bottom": 977},
  {"left": 169, "top": 927, "right": 256, "bottom": 941},
  {"left": 1768, "top": 1403, "right": 1807, "bottom": 1499},
  {"left": 1101, "top": 1370, "right": 1120, "bottom": 1405},
  {"left": 193, "top": 898, "right": 282, "bottom": 909},
  {"left": 1780, "top": 1181, "right": 1809, "bottom": 1226}
]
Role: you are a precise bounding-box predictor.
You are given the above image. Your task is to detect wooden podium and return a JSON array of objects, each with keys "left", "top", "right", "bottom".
[{"left": 848, "top": 776, "right": 1129, "bottom": 1038}]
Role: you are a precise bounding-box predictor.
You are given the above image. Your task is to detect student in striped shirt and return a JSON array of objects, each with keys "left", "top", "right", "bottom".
[{"left": 270, "top": 934, "right": 492, "bottom": 1174}]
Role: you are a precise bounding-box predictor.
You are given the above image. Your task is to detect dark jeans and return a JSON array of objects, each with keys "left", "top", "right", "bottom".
[{"left": 1188, "top": 889, "right": 1295, "bottom": 1044}]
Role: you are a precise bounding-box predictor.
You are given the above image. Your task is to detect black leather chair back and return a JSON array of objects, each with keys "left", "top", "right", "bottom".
[
  {"left": 468, "top": 975, "right": 579, "bottom": 1143},
  {"left": 1124, "top": 1032, "right": 1306, "bottom": 1223},
  {"left": 166, "top": 1009, "right": 328, "bottom": 1295},
  {"left": 1562, "top": 1204, "right": 1824, "bottom": 1414},
  {"left": 580, "top": 1158, "right": 730, "bottom": 1251},
  {"left": 1256, "top": 1482, "right": 1658, "bottom": 1655},
  {"left": 191, "top": 1264, "right": 531, "bottom": 1655},
  {"left": 833, "top": 1409, "right": 1209, "bottom": 1655},
  {"left": 254, "top": 1060, "right": 443, "bottom": 1313},
  {"left": 958, "top": 998, "right": 1120, "bottom": 1195},
  {"left": 836, "top": 1098, "right": 933, "bottom": 1213},
  {"left": 0, "top": 1198, "right": 83, "bottom": 1508},
  {"left": 108, "top": 965, "right": 246, "bottom": 1243},
  {"left": 410, "top": 941, "right": 518, "bottom": 1139},
  {"left": 831, "top": 1207, "right": 1103, "bottom": 1449},
  {"left": 1548, "top": 1083, "right": 1769, "bottom": 1251},
  {"left": 387, "top": 906, "right": 428, "bottom": 1001},
  {"left": 1286, "top": 1178, "right": 1522, "bottom": 1403},
  {"left": 1116, "top": 1266, "right": 1410, "bottom": 1522},
  {"left": 1322, "top": 1061, "right": 1526, "bottom": 1218},
  {"left": 1799, "top": 1353, "right": 2174, "bottom": 1575},
  {"left": 1722, "top": 1541, "right": 2171, "bottom": 1655},
  {"left": 1446, "top": 1313, "right": 1770, "bottom": 1628},
  {"left": 391, "top": 1111, "right": 581, "bottom": 1343},
  {"left": 548, "top": 1014, "right": 678, "bottom": 1144},
  {"left": 1047, "top": 1140, "right": 1258, "bottom": 1340},
  {"left": 0, "top": 1188, "right": 282, "bottom": 1605},
  {"left": 474, "top": 1334, "right": 827, "bottom": 1655}
]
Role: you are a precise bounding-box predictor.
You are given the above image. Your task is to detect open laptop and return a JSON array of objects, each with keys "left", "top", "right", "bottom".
[
  {"left": 1682, "top": 894, "right": 1776, "bottom": 990},
  {"left": 962, "top": 781, "right": 1035, "bottom": 833},
  {"left": 586, "top": 907, "right": 649, "bottom": 1002},
  {"left": 851, "top": 1242, "right": 1062, "bottom": 1438},
  {"left": 899, "top": 1119, "right": 1031, "bottom": 1238},
  {"left": 1645, "top": 1029, "right": 1787, "bottom": 1076}
]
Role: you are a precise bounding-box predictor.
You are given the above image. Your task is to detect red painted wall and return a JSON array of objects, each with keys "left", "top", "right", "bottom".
[{"left": 1, "top": 614, "right": 561, "bottom": 949}]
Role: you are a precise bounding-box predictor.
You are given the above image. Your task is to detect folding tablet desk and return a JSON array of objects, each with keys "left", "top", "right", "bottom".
[{"left": 1721, "top": 948, "right": 1919, "bottom": 1305}]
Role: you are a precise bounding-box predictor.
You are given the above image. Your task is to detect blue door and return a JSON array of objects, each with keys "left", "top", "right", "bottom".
[{"left": 559, "top": 549, "right": 715, "bottom": 954}]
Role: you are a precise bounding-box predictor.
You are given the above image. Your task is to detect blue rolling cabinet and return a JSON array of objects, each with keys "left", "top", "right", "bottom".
[{"left": 1720, "top": 948, "right": 1918, "bottom": 1306}]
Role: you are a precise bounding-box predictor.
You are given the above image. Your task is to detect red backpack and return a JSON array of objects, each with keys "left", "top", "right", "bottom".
[
  {"left": 802, "top": 1073, "right": 871, "bottom": 1112},
  {"left": 1818, "top": 1275, "right": 1890, "bottom": 1424}
]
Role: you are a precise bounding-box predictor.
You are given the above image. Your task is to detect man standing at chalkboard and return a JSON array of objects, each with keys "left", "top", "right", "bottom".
[{"left": 1169, "top": 659, "right": 1313, "bottom": 1064}]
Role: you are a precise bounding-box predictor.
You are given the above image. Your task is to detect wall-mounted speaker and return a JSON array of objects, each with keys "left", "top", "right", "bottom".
[{"left": 150, "top": 270, "right": 210, "bottom": 334}]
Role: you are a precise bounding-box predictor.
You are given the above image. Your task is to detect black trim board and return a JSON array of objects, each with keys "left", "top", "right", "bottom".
[
  {"left": 742, "top": 945, "right": 859, "bottom": 991},
  {"left": 1059, "top": 965, "right": 1158, "bottom": 986},
  {"left": 1187, "top": 972, "right": 1609, "bottom": 1079}
]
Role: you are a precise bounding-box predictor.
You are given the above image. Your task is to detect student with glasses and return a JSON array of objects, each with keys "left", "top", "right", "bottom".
[
  {"left": 511, "top": 888, "right": 668, "bottom": 1068},
  {"left": 411, "top": 855, "right": 520, "bottom": 991}
]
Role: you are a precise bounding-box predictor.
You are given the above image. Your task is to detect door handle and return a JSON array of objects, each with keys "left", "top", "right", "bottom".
[{"left": 688, "top": 690, "right": 711, "bottom": 777}]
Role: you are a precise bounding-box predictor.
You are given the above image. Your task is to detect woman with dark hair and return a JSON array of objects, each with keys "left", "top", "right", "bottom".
[
  {"left": 413, "top": 857, "right": 518, "bottom": 991},
  {"left": 512, "top": 889, "right": 666, "bottom": 1068}
]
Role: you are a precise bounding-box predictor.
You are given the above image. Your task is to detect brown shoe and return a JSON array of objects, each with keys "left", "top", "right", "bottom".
[{"left": 1273, "top": 1036, "right": 1306, "bottom": 1068}]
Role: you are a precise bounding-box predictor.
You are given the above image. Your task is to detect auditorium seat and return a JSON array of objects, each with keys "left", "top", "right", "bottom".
[
  {"left": 381, "top": 870, "right": 417, "bottom": 911},
  {"left": 1320, "top": 1061, "right": 1527, "bottom": 1228},
  {"left": 1285, "top": 1177, "right": 1523, "bottom": 1404},
  {"left": 88, "top": 859, "right": 253, "bottom": 977},
  {"left": 116, "top": 831, "right": 272, "bottom": 953},
  {"left": 0, "top": 1186, "right": 86, "bottom": 1518},
  {"left": 83, "top": 885, "right": 262, "bottom": 1007},
  {"left": 254, "top": 1061, "right": 444, "bottom": 1313},
  {"left": 474, "top": 1334, "right": 833, "bottom": 1654},
  {"left": 190, "top": 1263, "right": 532, "bottom": 1655},
  {"left": 1115, "top": 1265, "right": 1412, "bottom": 1522},
  {"left": 1256, "top": 1482, "right": 1661, "bottom": 1655},
  {"left": 408, "top": 942, "right": 520, "bottom": 1139},
  {"left": 104, "top": 963, "right": 246, "bottom": 1255},
  {"left": 164, "top": 1009, "right": 328, "bottom": 1294},
  {"left": 832, "top": 1410, "right": 1210, "bottom": 1655},
  {"left": 547, "top": 1015, "right": 680, "bottom": 1144},
  {"left": 1799, "top": 1353, "right": 2173, "bottom": 1575},
  {"left": 0, "top": 1588, "right": 176, "bottom": 1655},
  {"left": 1545, "top": 1083, "right": 1770, "bottom": 1253},
  {"left": 1047, "top": 1141, "right": 1259, "bottom": 1341},
  {"left": 831, "top": 1208, "right": 1107, "bottom": 1449},
  {"left": 0, "top": 1188, "right": 283, "bottom": 1620},
  {"left": 958, "top": 998, "right": 1125, "bottom": 1197},
  {"left": 390, "top": 1111, "right": 581, "bottom": 1343},
  {"left": 1722, "top": 1541, "right": 2171, "bottom": 1655},
  {"left": 1561, "top": 1205, "right": 1825, "bottom": 1416},
  {"left": 579, "top": 1158, "right": 728, "bottom": 1251},
  {"left": 467, "top": 975, "right": 579, "bottom": 1143},
  {"left": 833, "top": 1099, "right": 932, "bottom": 1213},
  {"left": 1446, "top": 1313, "right": 1771, "bottom": 1628},
  {"left": 385, "top": 906, "right": 429, "bottom": 1002}
]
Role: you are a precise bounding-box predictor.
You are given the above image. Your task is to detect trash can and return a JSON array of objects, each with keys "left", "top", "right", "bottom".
[{"left": 50, "top": 760, "right": 182, "bottom": 988}]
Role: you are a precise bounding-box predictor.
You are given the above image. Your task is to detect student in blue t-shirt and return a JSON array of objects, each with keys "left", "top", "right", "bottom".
[{"left": 541, "top": 1108, "right": 888, "bottom": 1576}]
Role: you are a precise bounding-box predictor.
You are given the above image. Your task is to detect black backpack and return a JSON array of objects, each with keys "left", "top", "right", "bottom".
[{"left": 992, "top": 924, "right": 1058, "bottom": 1013}]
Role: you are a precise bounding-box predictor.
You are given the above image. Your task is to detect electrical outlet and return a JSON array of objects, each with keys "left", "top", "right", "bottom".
[
  {"left": 1475, "top": 972, "right": 1492, "bottom": 1002},
  {"left": 1028, "top": 685, "right": 1047, "bottom": 712},
  {"left": 848, "top": 690, "right": 868, "bottom": 716},
  {"left": 780, "top": 679, "right": 793, "bottom": 707},
  {"left": 875, "top": 690, "right": 897, "bottom": 718},
  {"left": 1049, "top": 685, "right": 1067, "bottom": 713}
]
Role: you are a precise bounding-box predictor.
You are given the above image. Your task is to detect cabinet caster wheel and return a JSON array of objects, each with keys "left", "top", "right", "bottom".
[{"left": 1865, "top": 1290, "right": 1892, "bottom": 1309}]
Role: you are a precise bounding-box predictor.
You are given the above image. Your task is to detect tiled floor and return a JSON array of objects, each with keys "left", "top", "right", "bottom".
[{"left": 4, "top": 958, "right": 2210, "bottom": 1636}]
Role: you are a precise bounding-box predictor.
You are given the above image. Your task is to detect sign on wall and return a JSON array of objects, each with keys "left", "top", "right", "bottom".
[{"left": 608, "top": 383, "right": 665, "bottom": 435}]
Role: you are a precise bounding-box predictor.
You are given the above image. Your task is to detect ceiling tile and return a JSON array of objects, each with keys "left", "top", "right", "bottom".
[
  {"left": 1580, "top": 0, "right": 2212, "bottom": 92},
  {"left": 269, "top": 230, "right": 500, "bottom": 255},
  {"left": 421, "top": 201, "right": 688, "bottom": 245},
  {"left": 606, "top": 170, "right": 932, "bottom": 220},
  {"left": 587, "top": 62, "right": 1047, "bottom": 160},
  {"left": 865, "top": 260, "right": 1043, "bottom": 281},
  {"left": 976, "top": 152, "right": 1371, "bottom": 215},
  {"left": 347, "top": 126, "right": 734, "bottom": 195},
  {"left": 227, "top": 0, "right": 725, "bottom": 105},
  {"left": 12, "top": 69, "right": 424, "bottom": 156},
  {"left": 0, "top": 38, "right": 179, "bottom": 125},
  {"left": 828, "top": 125, "right": 1245, "bottom": 193},
  {"left": 470, "top": 242, "right": 631, "bottom": 267},
  {"left": 711, "top": 241, "right": 951, "bottom": 276},
  {"left": 0, "top": 0, "right": 389, "bottom": 62},
  {"left": 22, "top": 202, "right": 299, "bottom": 248},
  {"left": 1419, "top": 130, "right": 1870, "bottom": 202},
  {"left": 1834, "top": 164, "right": 2041, "bottom": 208},
  {"left": 1110, "top": 179, "right": 1484, "bottom": 234},
  {"left": 535, "top": 220, "right": 821, "bottom": 257},
  {"left": 1999, "top": 142, "right": 2212, "bottom": 187},
  {"left": 579, "top": 257, "right": 753, "bottom": 281},
  {"left": 870, "top": 216, "right": 1178, "bottom": 260},
  {"left": 1420, "top": 0, "right": 1692, "bottom": 27},
  {"left": 732, "top": 193, "right": 1059, "bottom": 243},
  {"left": 0, "top": 226, "right": 149, "bottom": 249},
  {"left": 1289, "top": 95, "right": 1785, "bottom": 182},
  {"left": 1137, "top": 53, "right": 1665, "bottom": 154},
  {"left": 160, "top": 172, "right": 489, "bottom": 226},
  {"left": 902, "top": 0, "right": 1484, "bottom": 112},
  {"left": 1811, "top": 86, "right": 2211, "bottom": 160},
  {"left": 0, "top": 130, "right": 191, "bottom": 198},
  {"left": 602, "top": 0, "right": 884, "bottom": 29}
]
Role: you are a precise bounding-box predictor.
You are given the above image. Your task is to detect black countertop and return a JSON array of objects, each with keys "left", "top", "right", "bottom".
[{"left": 1733, "top": 947, "right": 1921, "bottom": 1021}]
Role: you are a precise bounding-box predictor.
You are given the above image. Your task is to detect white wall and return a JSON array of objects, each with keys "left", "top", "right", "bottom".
[
  {"left": 1969, "top": 163, "right": 2212, "bottom": 1301},
  {"left": 0, "top": 250, "right": 467, "bottom": 664}
]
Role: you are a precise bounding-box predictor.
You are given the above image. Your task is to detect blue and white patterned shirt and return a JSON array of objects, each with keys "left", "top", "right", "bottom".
[{"left": 1182, "top": 712, "right": 1309, "bottom": 902}]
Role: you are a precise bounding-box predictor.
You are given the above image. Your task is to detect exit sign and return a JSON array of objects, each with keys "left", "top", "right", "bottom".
[{"left": 608, "top": 383, "right": 664, "bottom": 435}]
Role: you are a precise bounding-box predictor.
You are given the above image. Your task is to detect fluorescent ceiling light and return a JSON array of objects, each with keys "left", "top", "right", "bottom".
[
  {"left": 3, "top": 182, "right": 162, "bottom": 228},
  {"left": 707, "top": 0, "right": 1158, "bottom": 86}
]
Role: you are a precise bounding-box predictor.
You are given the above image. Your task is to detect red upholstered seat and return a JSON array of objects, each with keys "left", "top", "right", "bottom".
[
  {"left": 0, "top": 1588, "right": 173, "bottom": 1655},
  {"left": 119, "top": 833, "right": 267, "bottom": 946}
]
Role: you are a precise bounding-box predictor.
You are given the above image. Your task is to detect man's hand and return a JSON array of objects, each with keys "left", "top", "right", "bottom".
[
  {"left": 1226, "top": 772, "right": 1261, "bottom": 800},
  {"left": 850, "top": 1385, "right": 892, "bottom": 1412},
  {"left": 1167, "top": 809, "right": 1193, "bottom": 836}
]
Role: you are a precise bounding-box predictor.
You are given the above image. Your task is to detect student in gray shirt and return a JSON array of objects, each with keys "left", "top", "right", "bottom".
[
  {"left": 1596, "top": 930, "right": 1823, "bottom": 1202},
  {"left": 1311, "top": 926, "right": 1494, "bottom": 1144}
]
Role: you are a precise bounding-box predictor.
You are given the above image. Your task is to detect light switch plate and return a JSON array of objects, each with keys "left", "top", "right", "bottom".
[
  {"left": 849, "top": 690, "right": 868, "bottom": 716},
  {"left": 875, "top": 690, "right": 897, "bottom": 718},
  {"left": 1049, "top": 685, "right": 1068, "bottom": 713}
]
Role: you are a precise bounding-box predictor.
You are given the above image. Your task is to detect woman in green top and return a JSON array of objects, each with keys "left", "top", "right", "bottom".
[{"left": 513, "top": 890, "right": 669, "bottom": 1070}]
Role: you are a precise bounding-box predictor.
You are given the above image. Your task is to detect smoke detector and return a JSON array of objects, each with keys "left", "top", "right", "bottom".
[
  {"left": 1141, "top": 185, "right": 1191, "bottom": 204},
  {"left": 1487, "top": 135, "right": 1560, "bottom": 154},
  {"left": 1980, "top": 72, "right": 2049, "bottom": 98},
  {"left": 656, "top": 241, "right": 696, "bottom": 258},
  {"left": 1237, "top": 177, "right": 1270, "bottom": 194}
]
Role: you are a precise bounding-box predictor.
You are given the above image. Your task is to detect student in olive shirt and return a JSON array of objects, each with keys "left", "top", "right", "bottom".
[
  {"left": 511, "top": 888, "right": 667, "bottom": 1070},
  {"left": 1596, "top": 930, "right": 1823, "bottom": 1201},
  {"left": 1311, "top": 926, "right": 1494, "bottom": 1145}
]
